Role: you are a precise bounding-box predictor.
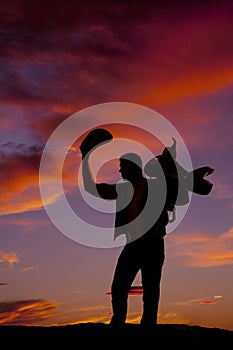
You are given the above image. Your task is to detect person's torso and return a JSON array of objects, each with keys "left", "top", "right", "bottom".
[{"left": 114, "top": 178, "right": 168, "bottom": 242}]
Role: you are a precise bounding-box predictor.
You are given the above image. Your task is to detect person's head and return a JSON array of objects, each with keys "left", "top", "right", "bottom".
[{"left": 119, "top": 153, "right": 143, "bottom": 182}]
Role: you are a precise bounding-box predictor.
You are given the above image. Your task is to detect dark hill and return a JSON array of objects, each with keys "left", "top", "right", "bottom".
[{"left": 0, "top": 323, "right": 232, "bottom": 348}]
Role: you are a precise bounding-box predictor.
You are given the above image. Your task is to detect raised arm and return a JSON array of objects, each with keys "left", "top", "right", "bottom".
[
  {"left": 80, "top": 128, "right": 118, "bottom": 200},
  {"left": 81, "top": 154, "right": 118, "bottom": 200}
]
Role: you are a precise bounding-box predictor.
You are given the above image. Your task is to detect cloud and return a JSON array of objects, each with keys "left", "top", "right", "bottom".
[
  {"left": 211, "top": 177, "right": 233, "bottom": 200},
  {"left": 20, "top": 266, "right": 35, "bottom": 273},
  {"left": 167, "top": 227, "right": 233, "bottom": 267},
  {"left": 0, "top": 143, "right": 44, "bottom": 215},
  {"left": 135, "top": 3, "right": 233, "bottom": 106},
  {"left": 0, "top": 299, "right": 58, "bottom": 325},
  {"left": 0, "top": 251, "right": 19, "bottom": 268},
  {"left": 0, "top": 122, "right": 163, "bottom": 216},
  {"left": 128, "top": 286, "right": 143, "bottom": 296},
  {"left": 1, "top": 1, "right": 233, "bottom": 218},
  {"left": 69, "top": 304, "right": 110, "bottom": 325},
  {"left": 1, "top": 1, "right": 233, "bottom": 116},
  {"left": 158, "top": 312, "right": 194, "bottom": 325},
  {"left": 1, "top": 1, "right": 156, "bottom": 110},
  {"left": 172, "top": 295, "right": 223, "bottom": 307},
  {"left": 0, "top": 140, "right": 85, "bottom": 215},
  {"left": 0, "top": 140, "right": 76, "bottom": 215},
  {"left": 0, "top": 216, "right": 48, "bottom": 234},
  {"left": 0, "top": 283, "right": 8, "bottom": 286},
  {"left": 199, "top": 301, "right": 216, "bottom": 305}
]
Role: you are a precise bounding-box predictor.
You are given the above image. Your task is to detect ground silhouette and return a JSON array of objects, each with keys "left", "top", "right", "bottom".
[{"left": 0, "top": 323, "right": 232, "bottom": 348}]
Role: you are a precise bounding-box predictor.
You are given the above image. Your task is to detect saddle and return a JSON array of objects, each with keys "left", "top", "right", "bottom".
[{"left": 144, "top": 138, "right": 214, "bottom": 211}]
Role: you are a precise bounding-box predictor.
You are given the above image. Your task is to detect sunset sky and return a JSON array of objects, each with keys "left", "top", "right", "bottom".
[{"left": 0, "top": 0, "right": 233, "bottom": 330}]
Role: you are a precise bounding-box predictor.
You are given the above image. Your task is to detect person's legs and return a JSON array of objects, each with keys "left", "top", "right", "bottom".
[
  {"left": 110, "top": 244, "right": 140, "bottom": 326},
  {"left": 140, "top": 239, "right": 165, "bottom": 326}
]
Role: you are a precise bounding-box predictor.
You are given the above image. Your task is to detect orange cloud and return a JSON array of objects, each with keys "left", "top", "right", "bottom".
[
  {"left": 0, "top": 142, "right": 77, "bottom": 215},
  {"left": 139, "top": 65, "right": 233, "bottom": 107},
  {"left": 167, "top": 227, "right": 233, "bottom": 267},
  {"left": 0, "top": 144, "right": 43, "bottom": 215},
  {"left": 0, "top": 300, "right": 58, "bottom": 325},
  {"left": 0, "top": 251, "right": 19, "bottom": 268}
]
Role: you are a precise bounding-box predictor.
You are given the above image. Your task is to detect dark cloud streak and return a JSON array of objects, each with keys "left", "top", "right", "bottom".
[
  {"left": 0, "top": 142, "right": 43, "bottom": 160},
  {"left": 0, "top": 299, "right": 58, "bottom": 325}
]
